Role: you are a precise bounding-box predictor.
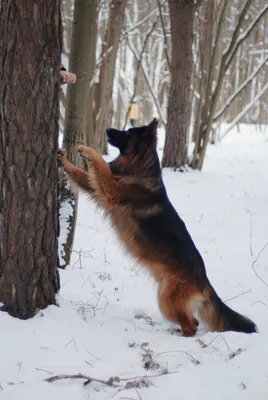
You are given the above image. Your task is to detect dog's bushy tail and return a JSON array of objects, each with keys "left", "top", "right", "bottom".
[{"left": 199, "top": 282, "right": 257, "bottom": 334}]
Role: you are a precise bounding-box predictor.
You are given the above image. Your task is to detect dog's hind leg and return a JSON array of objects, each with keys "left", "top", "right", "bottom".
[{"left": 158, "top": 277, "right": 199, "bottom": 337}]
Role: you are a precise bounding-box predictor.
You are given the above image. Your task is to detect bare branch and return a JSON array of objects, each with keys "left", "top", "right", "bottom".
[
  {"left": 156, "top": 0, "right": 171, "bottom": 72},
  {"left": 45, "top": 373, "right": 119, "bottom": 387},
  {"left": 207, "top": 0, "right": 229, "bottom": 98},
  {"left": 156, "top": 350, "right": 200, "bottom": 365},
  {"left": 123, "top": 18, "right": 158, "bottom": 129},
  {"left": 137, "top": 51, "right": 167, "bottom": 127},
  {"left": 251, "top": 243, "right": 268, "bottom": 288},
  {"left": 228, "top": 348, "right": 246, "bottom": 360},
  {"left": 44, "top": 370, "right": 179, "bottom": 389},
  {"left": 124, "top": 17, "right": 167, "bottom": 127},
  {"left": 224, "top": 289, "right": 252, "bottom": 303},
  {"left": 220, "top": 81, "right": 268, "bottom": 139},
  {"left": 223, "top": 0, "right": 254, "bottom": 64},
  {"left": 122, "top": 6, "right": 159, "bottom": 37},
  {"left": 208, "top": 334, "right": 230, "bottom": 351},
  {"left": 214, "top": 54, "right": 268, "bottom": 121},
  {"left": 225, "top": 4, "right": 268, "bottom": 70}
]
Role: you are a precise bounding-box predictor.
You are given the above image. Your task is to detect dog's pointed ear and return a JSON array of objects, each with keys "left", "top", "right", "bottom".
[{"left": 146, "top": 118, "right": 158, "bottom": 135}]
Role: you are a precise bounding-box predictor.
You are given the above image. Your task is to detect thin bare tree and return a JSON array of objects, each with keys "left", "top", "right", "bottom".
[
  {"left": 87, "top": 0, "right": 127, "bottom": 153},
  {"left": 60, "top": 0, "right": 98, "bottom": 268}
]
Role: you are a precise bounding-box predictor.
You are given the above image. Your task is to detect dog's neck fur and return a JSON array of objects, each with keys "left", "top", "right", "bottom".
[{"left": 109, "top": 150, "right": 161, "bottom": 178}]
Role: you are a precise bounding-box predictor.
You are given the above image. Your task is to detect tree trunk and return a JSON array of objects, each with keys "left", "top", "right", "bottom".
[
  {"left": 88, "top": 0, "right": 126, "bottom": 154},
  {"left": 59, "top": 0, "right": 98, "bottom": 268},
  {"left": 63, "top": 0, "right": 98, "bottom": 164},
  {"left": 0, "top": 1, "right": 61, "bottom": 318},
  {"left": 191, "top": 0, "right": 214, "bottom": 144},
  {"left": 162, "top": 1, "right": 195, "bottom": 169}
]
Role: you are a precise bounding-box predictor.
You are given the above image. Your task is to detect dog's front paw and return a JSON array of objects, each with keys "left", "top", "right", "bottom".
[
  {"left": 57, "top": 148, "right": 67, "bottom": 168},
  {"left": 77, "top": 145, "right": 96, "bottom": 162},
  {"left": 57, "top": 148, "right": 67, "bottom": 157}
]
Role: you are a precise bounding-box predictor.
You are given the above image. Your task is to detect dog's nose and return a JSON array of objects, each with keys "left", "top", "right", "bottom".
[{"left": 106, "top": 129, "right": 112, "bottom": 138}]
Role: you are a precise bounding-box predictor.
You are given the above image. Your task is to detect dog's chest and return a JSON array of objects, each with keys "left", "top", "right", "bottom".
[{"left": 110, "top": 208, "right": 143, "bottom": 258}]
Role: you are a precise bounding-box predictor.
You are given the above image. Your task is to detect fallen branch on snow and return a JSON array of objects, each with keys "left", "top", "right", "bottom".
[
  {"left": 156, "top": 350, "right": 200, "bottom": 366},
  {"left": 44, "top": 369, "right": 179, "bottom": 389},
  {"left": 196, "top": 337, "right": 246, "bottom": 361},
  {"left": 228, "top": 348, "right": 245, "bottom": 360}
]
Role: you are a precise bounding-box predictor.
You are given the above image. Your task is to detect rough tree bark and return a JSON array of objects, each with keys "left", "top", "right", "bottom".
[
  {"left": 162, "top": 1, "right": 196, "bottom": 169},
  {"left": 87, "top": 0, "right": 126, "bottom": 154},
  {"left": 59, "top": 0, "right": 98, "bottom": 268},
  {"left": 0, "top": 1, "right": 61, "bottom": 318}
]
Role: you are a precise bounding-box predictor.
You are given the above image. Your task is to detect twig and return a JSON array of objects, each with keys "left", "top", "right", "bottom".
[
  {"left": 251, "top": 301, "right": 268, "bottom": 307},
  {"left": 196, "top": 339, "right": 208, "bottom": 348},
  {"left": 228, "top": 348, "right": 245, "bottom": 360},
  {"left": 64, "top": 338, "right": 77, "bottom": 350},
  {"left": 127, "top": 39, "right": 166, "bottom": 127},
  {"left": 252, "top": 243, "right": 268, "bottom": 287},
  {"left": 122, "top": 6, "right": 159, "bottom": 37},
  {"left": 156, "top": 0, "right": 171, "bottom": 72},
  {"left": 123, "top": 17, "right": 158, "bottom": 130},
  {"left": 223, "top": 0, "right": 254, "bottom": 67},
  {"left": 225, "top": 4, "right": 268, "bottom": 70},
  {"left": 220, "top": 82, "right": 268, "bottom": 140},
  {"left": 85, "top": 361, "right": 92, "bottom": 367},
  {"left": 207, "top": 334, "right": 230, "bottom": 351},
  {"left": 198, "top": 336, "right": 243, "bottom": 361},
  {"left": 119, "top": 398, "right": 136, "bottom": 400},
  {"left": 156, "top": 350, "right": 200, "bottom": 365},
  {"left": 45, "top": 373, "right": 119, "bottom": 387},
  {"left": 119, "top": 371, "right": 175, "bottom": 382},
  {"left": 213, "top": 54, "right": 268, "bottom": 122},
  {"left": 132, "top": 389, "right": 142, "bottom": 400},
  {"left": 224, "top": 289, "right": 252, "bottom": 303},
  {"left": 82, "top": 345, "right": 101, "bottom": 361},
  {"left": 35, "top": 368, "right": 53, "bottom": 375}
]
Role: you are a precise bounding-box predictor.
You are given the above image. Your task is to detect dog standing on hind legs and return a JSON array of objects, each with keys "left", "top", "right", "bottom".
[{"left": 58, "top": 118, "right": 257, "bottom": 337}]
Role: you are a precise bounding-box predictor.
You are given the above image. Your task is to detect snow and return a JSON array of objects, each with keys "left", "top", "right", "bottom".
[
  {"left": 1, "top": 124, "right": 268, "bottom": 399},
  {"left": 58, "top": 195, "right": 76, "bottom": 266}
]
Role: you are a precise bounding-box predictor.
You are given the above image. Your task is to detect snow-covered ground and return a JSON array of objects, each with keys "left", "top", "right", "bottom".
[{"left": 1, "top": 124, "right": 268, "bottom": 399}]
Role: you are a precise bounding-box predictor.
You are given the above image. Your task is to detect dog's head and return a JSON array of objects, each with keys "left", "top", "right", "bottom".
[
  {"left": 106, "top": 118, "right": 158, "bottom": 156},
  {"left": 107, "top": 118, "right": 161, "bottom": 178}
]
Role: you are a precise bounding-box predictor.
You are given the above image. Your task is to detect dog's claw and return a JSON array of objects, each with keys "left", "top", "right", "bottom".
[
  {"left": 57, "top": 148, "right": 67, "bottom": 169},
  {"left": 57, "top": 148, "right": 66, "bottom": 157},
  {"left": 78, "top": 146, "right": 91, "bottom": 161},
  {"left": 79, "top": 152, "right": 90, "bottom": 161}
]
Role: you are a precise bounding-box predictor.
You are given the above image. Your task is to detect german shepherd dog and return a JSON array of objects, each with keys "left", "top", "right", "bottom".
[{"left": 58, "top": 119, "right": 257, "bottom": 337}]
